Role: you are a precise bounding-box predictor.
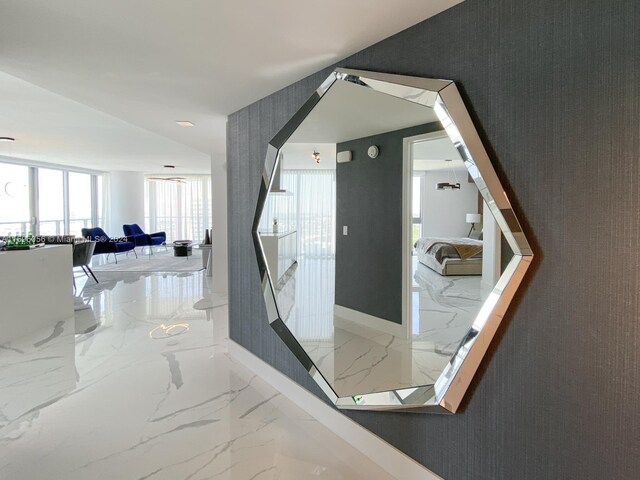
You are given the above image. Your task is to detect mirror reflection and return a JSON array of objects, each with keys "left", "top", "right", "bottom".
[{"left": 259, "top": 75, "right": 515, "bottom": 404}]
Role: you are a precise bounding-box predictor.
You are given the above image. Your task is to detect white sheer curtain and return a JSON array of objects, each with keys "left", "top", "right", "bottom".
[
  {"left": 284, "top": 258, "right": 336, "bottom": 340},
  {"left": 259, "top": 169, "right": 336, "bottom": 259},
  {"left": 145, "top": 175, "right": 211, "bottom": 243}
]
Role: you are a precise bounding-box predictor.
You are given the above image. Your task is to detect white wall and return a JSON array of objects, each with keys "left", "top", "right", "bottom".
[
  {"left": 109, "top": 171, "right": 145, "bottom": 236},
  {"left": 211, "top": 156, "right": 228, "bottom": 295},
  {"left": 421, "top": 170, "right": 479, "bottom": 238},
  {"left": 482, "top": 200, "right": 501, "bottom": 286}
]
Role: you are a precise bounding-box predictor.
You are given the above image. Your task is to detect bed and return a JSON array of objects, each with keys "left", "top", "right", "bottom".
[{"left": 414, "top": 237, "right": 483, "bottom": 276}]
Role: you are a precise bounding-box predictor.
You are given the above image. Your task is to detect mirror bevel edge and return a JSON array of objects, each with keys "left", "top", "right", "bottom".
[
  {"left": 253, "top": 72, "right": 340, "bottom": 324},
  {"left": 253, "top": 73, "right": 343, "bottom": 407},
  {"left": 436, "top": 83, "right": 533, "bottom": 257}
]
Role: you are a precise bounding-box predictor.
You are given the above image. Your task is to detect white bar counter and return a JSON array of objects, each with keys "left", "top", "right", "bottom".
[
  {"left": 259, "top": 230, "right": 297, "bottom": 283},
  {"left": 0, "top": 245, "right": 74, "bottom": 344}
]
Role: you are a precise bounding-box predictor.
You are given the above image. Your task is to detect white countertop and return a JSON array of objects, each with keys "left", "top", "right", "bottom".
[
  {"left": 0, "top": 244, "right": 67, "bottom": 255},
  {"left": 258, "top": 230, "right": 297, "bottom": 239}
]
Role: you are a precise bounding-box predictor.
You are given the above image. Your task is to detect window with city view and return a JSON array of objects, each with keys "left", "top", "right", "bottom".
[{"left": 0, "top": 160, "right": 101, "bottom": 237}]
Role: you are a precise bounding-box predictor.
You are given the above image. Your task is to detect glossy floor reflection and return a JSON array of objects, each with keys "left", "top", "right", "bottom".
[
  {"left": 0, "top": 271, "right": 394, "bottom": 480},
  {"left": 278, "top": 258, "right": 492, "bottom": 397}
]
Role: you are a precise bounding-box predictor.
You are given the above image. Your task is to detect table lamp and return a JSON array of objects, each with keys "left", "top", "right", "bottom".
[{"left": 466, "top": 213, "right": 482, "bottom": 236}]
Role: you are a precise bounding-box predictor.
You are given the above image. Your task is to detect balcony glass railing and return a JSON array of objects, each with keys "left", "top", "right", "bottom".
[
  {"left": 0, "top": 219, "right": 92, "bottom": 237},
  {"left": 0, "top": 222, "right": 30, "bottom": 237},
  {"left": 69, "top": 219, "right": 92, "bottom": 237}
]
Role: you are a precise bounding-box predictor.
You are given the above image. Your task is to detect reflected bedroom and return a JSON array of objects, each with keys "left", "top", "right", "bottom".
[{"left": 257, "top": 72, "right": 522, "bottom": 410}]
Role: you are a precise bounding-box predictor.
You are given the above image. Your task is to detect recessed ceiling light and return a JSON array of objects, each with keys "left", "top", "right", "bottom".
[
  {"left": 176, "top": 121, "right": 194, "bottom": 127},
  {"left": 0, "top": 137, "right": 15, "bottom": 142}
]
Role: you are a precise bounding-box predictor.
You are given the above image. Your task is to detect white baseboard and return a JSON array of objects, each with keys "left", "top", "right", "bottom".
[
  {"left": 228, "top": 340, "right": 442, "bottom": 480},
  {"left": 334, "top": 304, "right": 409, "bottom": 338}
]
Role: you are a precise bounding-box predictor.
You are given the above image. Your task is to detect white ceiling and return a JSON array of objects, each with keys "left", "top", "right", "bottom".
[
  {"left": 284, "top": 127, "right": 462, "bottom": 173},
  {"left": 0, "top": 72, "right": 209, "bottom": 173},
  {"left": 0, "top": 0, "right": 462, "bottom": 173},
  {"left": 413, "top": 137, "right": 460, "bottom": 160},
  {"left": 281, "top": 143, "right": 337, "bottom": 170},
  {"left": 412, "top": 134, "right": 466, "bottom": 176},
  {"left": 288, "top": 80, "right": 439, "bottom": 144}
]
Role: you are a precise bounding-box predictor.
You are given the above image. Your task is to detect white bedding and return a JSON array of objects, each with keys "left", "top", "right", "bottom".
[{"left": 415, "top": 237, "right": 483, "bottom": 276}]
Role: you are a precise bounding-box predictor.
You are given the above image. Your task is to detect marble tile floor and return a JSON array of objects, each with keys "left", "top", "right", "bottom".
[
  {"left": 90, "top": 248, "right": 205, "bottom": 273},
  {"left": 0, "top": 271, "right": 395, "bottom": 480},
  {"left": 277, "top": 258, "right": 492, "bottom": 398}
]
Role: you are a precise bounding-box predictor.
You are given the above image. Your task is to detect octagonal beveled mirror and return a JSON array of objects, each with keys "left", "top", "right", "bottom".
[{"left": 253, "top": 68, "right": 533, "bottom": 412}]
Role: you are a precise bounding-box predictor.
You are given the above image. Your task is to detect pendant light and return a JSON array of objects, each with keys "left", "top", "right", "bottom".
[{"left": 436, "top": 159, "right": 461, "bottom": 190}]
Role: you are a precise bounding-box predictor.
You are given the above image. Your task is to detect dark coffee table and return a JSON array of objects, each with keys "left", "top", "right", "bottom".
[{"left": 173, "top": 240, "right": 193, "bottom": 257}]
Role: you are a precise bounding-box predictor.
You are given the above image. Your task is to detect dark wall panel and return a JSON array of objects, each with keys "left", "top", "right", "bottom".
[
  {"left": 335, "top": 123, "right": 441, "bottom": 323},
  {"left": 227, "top": 1, "right": 640, "bottom": 479}
]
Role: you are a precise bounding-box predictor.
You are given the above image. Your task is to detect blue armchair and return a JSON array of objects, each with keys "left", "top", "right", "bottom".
[
  {"left": 122, "top": 224, "right": 166, "bottom": 254},
  {"left": 81, "top": 227, "right": 136, "bottom": 263}
]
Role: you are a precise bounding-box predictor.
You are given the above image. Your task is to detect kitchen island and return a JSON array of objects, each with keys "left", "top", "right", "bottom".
[
  {"left": 0, "top": 245, "right": 74, "bottom": 344},
  {"left": 259, "top": 230, "right": 297, "bottom": 284}
]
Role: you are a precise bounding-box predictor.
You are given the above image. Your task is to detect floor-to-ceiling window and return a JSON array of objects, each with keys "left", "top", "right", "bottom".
[
  {"left": 257, "top": 169, "right": 336, "bottom": 341},
  {"left": 68, "top": 171, "right": 93, "bottom": 234},
  {"left": 38, "top": 168, "right": 64, "bottom": 235},
  {"left": 145, "top": 175, "right": 211, "bottom": 243},
  {"left": 0, "top": 160, "right": 101, "bottom": 237},
  {"left": 258, "top": 169, "right": 336, "bottom": 259}
]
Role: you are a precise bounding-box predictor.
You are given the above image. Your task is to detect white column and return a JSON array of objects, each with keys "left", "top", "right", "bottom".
[
  {"left": 210, "top": 154, "right": 228, "bottom": 306},
  {"left": 109, "top": 171, "right": 145, "bottom": 236}
]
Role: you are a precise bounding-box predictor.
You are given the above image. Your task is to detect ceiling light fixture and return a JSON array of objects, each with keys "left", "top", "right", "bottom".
[
  {"left": 147, "top": 176, "right": 187, "bottom": 183},
  {"left": 163, "top": 164, "right": 176, "bottom": 168},
  {"left": 176, "top": 121, "right": 194, "bottom": 127},
  {"left": 312, "top": 149, "right": 320, "bottom": 164},
  {"left": 0, "top": 137, "right": 15, "bottom": 142},
  {"left": 436, "top": 182, "right": 461, "bottom": 190},
  {"left": 436, "top": 159, "right": 461, "bottom": 190}
]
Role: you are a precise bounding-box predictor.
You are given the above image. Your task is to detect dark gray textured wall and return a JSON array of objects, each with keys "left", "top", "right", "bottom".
[
  {"left": 227, "top": 1, "right": 640, "bottom": 479},
  {"left": 335, "top": 123, "right": 441, "bottom": 324}
]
